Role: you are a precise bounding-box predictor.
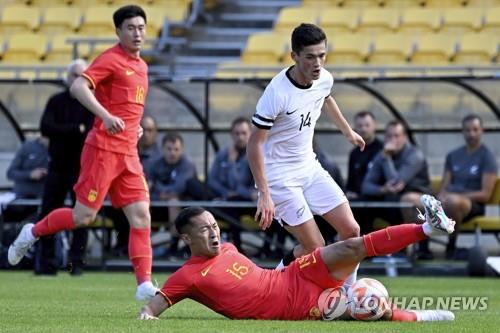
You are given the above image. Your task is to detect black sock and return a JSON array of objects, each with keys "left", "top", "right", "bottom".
[{"left": 282, "top": 249, "right": 296, "bottom": 266}]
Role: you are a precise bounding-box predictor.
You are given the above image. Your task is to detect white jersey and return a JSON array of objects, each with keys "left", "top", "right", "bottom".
[{"left": 252, "top": 67, "right": 333, "bottom": 185}]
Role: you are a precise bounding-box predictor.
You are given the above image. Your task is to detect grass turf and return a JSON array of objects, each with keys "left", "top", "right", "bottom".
[{"left": 0, "top": 271, "right": 498, "bottom": 333}]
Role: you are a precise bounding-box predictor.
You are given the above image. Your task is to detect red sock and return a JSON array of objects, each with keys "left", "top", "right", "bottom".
[
  {"left": 32, "top": 208, "right": 76, "bottom": 237},
  {"left": 391, "top": 309, "right": 417, "bottom": 322},
  {"left": 363, "top": 224, "right": 427, "bottom": 257},
  {"left": 129, "top": 228, "right": 152, "bottom": 285}
]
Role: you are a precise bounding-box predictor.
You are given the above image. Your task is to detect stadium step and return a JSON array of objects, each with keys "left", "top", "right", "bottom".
[{"left": 175, "top": 55, "right": 241, "bottom": 66}]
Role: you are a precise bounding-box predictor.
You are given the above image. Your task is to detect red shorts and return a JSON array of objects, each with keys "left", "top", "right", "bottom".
[
  {"left": 74, "top": 144, "right": 149, "bottom": 209},
  {"left": 284, "top": 248, "right": 344, "bottom": 320}
]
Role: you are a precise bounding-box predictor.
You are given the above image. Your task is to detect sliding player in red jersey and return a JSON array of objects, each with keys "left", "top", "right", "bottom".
[
  {"left": 139, "top": 196, "right": 455, "bottom": 322},
  {"left": 8, "top": 5, "right": 157, "bottom": 301}
]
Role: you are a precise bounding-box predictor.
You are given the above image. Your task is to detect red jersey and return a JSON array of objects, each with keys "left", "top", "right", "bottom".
[
  {"left": 82, "top": 44, "right": 148, "bottom": 155},
  {"left": 159, "top": 243, "right": 342, "bottom": 320}
]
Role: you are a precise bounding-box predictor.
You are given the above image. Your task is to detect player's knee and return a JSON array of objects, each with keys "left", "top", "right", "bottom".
[
  {"left": 132, "top": 209, "right": 151, "bottom": 229},
  {"left": 303, "top": 239, "right": 325, "bottom": 253},
  {"left": 339, "top": 223, "right": 360, "bottom": 240},
  {"left": 72, "top": 209, "right": 96, "bottom": 227}
]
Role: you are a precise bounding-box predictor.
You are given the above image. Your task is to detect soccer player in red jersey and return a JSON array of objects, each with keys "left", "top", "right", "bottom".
[
  {"left": 8, "top": 5, "right": 157, "bottom": 301},
  {"left": 139, "top": 199, "right": 455, "bottom": 322}
]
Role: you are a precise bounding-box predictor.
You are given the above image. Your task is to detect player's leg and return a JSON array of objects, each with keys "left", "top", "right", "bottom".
[
  {"left": 110, "top": 154, "right": 155, "bottom": 300},
  {"left": 306, "top": 166, "right": 360, "bottom": 288},
  {"left": 321, "top": 195, "right": 455, "bottom": 282},
  {"left": 8, "top": 145, "right": 111, "bottom": 266}
]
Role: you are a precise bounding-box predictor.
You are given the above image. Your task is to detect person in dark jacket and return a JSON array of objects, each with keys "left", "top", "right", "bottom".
[{"left": 35, "top": 59, "right": 94, "bottom": 275}]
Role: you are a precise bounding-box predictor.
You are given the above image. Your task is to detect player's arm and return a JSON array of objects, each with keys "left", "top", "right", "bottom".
[
  {"left": 138, "top": 294, "right": 170, "bottom": 320},
  {"left": 70, "top": 77, "right": 125, "bottom": 135},
  {"left": 247, "top": 126, "right": 274, "bottom": 230},
  {"left": 323, "top": 96, "right": 365, "bottom": 151}
]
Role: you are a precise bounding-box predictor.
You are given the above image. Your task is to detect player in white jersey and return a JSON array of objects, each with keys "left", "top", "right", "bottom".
[{"left": 247, "top": 23, "right": 365, "bottom": 288}]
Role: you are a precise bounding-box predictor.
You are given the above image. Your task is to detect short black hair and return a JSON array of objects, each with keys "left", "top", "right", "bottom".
[
  {"left": 113, "top": 5, "right": 147, "bottom": 28},
  {"left": 162, "top": 131, "right": 183, "bottom": 146},
  {"left": 291, "top": 23, "right": 327, "bottom": 54},
  {"left": 386, "top": 119, "right": 407, "bottom": 135},
  {"left": 354, "top": 110, "right": 376, "bottom": 121},
  {"left": 462, "top": 113, "right": 483, "bottom": 128},
  {"left": 175, "top": 206, "right": 206, "bottom": 234},
  {"left": 230, "top": 117, "right": 250, "bottom": 131}
]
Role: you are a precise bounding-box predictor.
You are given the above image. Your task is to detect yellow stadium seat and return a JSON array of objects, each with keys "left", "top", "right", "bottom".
[
  {"left": 368, "top": 34, "right": 415, "bottom": 64},
  {"left": 467, "top": 0, "right": 500, "bottom": 6},
  {"left": 39, "top": 7, "right": 82, "bottom": 34},
  {"left": 454, "top": 33, "right": 499, "bottom": 64},
  {"left": 303, "top": 0, "right": 342, "bottom": 6},
  {"left": 44, "top": 34, "right": 91, "bottom": 63},
  {"left": 215, "top": 62, "right": 281, "bottom": 79},
  {"left": 441, "top": 7, "right": 484, "bottom": 34},
  {"left": 340, "top": 0, "right": 383, "bottom": 6},
  {"left": 357, "top": 8, "right": 401, "bottom": 34},
  {"left": 241, "top": 33, "right": 288, "bottom": 65},
  {"left": 483, "top": 7, "right": 500, "bottom": 34},
  {"left": 383, "top": 0, "right": 423, "bottom": 7},
  {"left": 79, "top": 6, "right": 116, "bottom": 34},
  {"left": 274, "top": 7, "right": 319, "bottom": 33},
  {"left": 0, "top": 5, "right": 40, "bottom": 34},
  {"left": 411, "top": 34, "right": 458, "bottom": 64},
  {"left": 319, "top": 8, "right": 359, "bottom": 35},
  {"left": 3, "top": 33, "right": 47, "bottom": 64},
  {"left": 424, "top": 0, "right": 466, "bottom": 6},
  {"left": 399, "top": 8, "right": 442, "bottom": 34},
  {"left": 326, "top": 34, "right": 371, "bottom": 64}
]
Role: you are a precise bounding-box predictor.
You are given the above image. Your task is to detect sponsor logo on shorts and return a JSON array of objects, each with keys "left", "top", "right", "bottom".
[{"left": 88, "top": 189, "right": 98, "bottom": 202}]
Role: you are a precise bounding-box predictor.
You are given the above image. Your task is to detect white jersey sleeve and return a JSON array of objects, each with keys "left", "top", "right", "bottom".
[{"left": 253, "top": 84, "right": 282, "bottom": 130}]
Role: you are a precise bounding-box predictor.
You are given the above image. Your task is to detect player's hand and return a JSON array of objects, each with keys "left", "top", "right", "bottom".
[
  {"left": 348, "top": 131, "right": 365, "bottom": 152},
  {"left": 138, "top": 126, "right": 144, "bottom": 139},
  {"left": 138, "top": 312, "right": 159, "bottom": 320},
  {"left": 255, "top": 191, "right": 275, "bottom": 230},
  {"left": 103, "top": 114, "right": 125, "bottom": 135}
]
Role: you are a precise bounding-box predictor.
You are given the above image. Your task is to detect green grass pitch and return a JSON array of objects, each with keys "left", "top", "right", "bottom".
[{"left": 0, "top": 271, "right": 498, "bottom": 333}]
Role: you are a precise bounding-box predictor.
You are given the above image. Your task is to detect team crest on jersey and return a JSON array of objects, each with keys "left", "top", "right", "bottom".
[
  {"left": 309, "top": 306, "right": 322, "bottom": 319},
  {"left": 88, "top": 189, "right": 98, "bottom": 202}
]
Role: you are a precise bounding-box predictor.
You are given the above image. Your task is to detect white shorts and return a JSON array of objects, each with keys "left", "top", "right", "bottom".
[{"left": 269, "top": 162, "right": 347, "bottom": 227}]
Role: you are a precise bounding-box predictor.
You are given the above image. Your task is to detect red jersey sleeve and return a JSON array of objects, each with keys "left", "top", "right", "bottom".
[
  {"left": 82, "top": 50, "right": 116, "bottom": 89},
  {"left": 159, "top": 267, "right": 194, "bottom": 306}
]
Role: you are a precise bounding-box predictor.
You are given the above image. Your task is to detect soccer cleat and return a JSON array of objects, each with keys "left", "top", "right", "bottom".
[
  {"left": 135, "top": 281, "right": 159, "bottom": 301},
  {"left": 420, "top": 194, "right": 455, "bottom": 234},
  {"left": 412, "top": 310, "right": 455, "bottom": 321},
  {"left": 8, "top": 223, "right": 38, "bottom": 266}
]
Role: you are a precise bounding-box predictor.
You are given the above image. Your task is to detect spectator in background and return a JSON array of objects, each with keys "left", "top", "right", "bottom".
[
  {"left": 7, "top": 136, "right": 49, "bottom": 199},
  {"left": 208, "top": 117, "right": 257, "bottom": 202},
  {"left": 35, "top": 59, "right": 94, "bottom": 276},
  {"left": 346, "top": 111, "right": 383, "bottom": 200},
  {"left": 148, "top": 132, "right": 198, "bottom": 257},
  {"left": 138, "top": 115, "right": 160, "bottom": 172},
  {"left": 361, "top": 120, "right": 432, "bottom": 258},
  {"left": 438, "top": 114, "right": 498, "bottom": 259},
  {"left": 208, "top": 117, "right": 258, "bottom": 254}
]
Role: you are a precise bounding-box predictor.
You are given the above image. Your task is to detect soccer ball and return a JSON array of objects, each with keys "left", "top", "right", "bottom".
[
  {"left": 347, "top": 278, "right": 389, "bottom": 321},
  {"left": 317, "top": 287, "right": 348, "bottom": 321}
]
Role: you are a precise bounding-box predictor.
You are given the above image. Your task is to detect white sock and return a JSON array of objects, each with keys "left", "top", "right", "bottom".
[
  {"left": 275, "top": 260, "right": 285, "bottom": 271},
  {"left": 422, "top": 222, "right": 433, "bottom": 236},
  {"left": 26, "top": 225, "right": 37, "bottom": 242},
  {"left": 343, "top": 263, "right": 359, "bottom": 290}
]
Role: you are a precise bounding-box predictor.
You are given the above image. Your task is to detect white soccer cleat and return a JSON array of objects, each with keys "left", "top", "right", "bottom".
[
  {"left": 412, "top": 310, "right": 455, "bottom": 321},
  {"left": 8, "top": 223, "right": 38, "bottom": 266},
  {"left": 135, "top": 281, "right": 159, "bottom": 301},
  {"left": 420, "top": 194, "right": 455, "bottom": 234}
]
